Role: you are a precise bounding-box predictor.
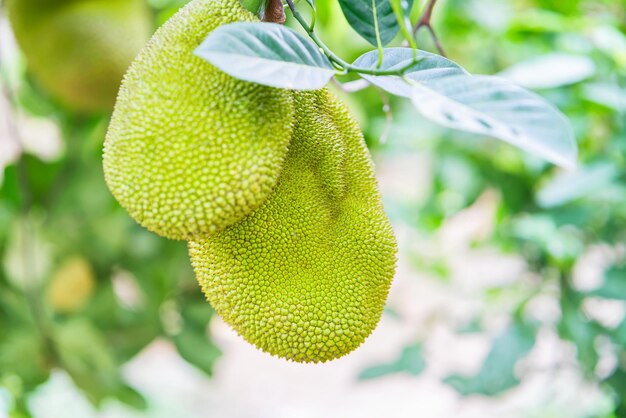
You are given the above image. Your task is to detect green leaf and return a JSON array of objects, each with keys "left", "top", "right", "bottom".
[
  {"left": 498, "top": 53, "right": 595, "bottom": 89},
  {"left": 53, "top": 319, "right": 146, "bottom": 408},
  {"left": 180, "top": 301, "right": 215, "bottom": 329},
  {"left": 611, "top": 317, "right": 626, "bottom": 346},
  {"left": 114, "top": 385, "right": 148, "bottom": 410},
  {"left": 0, "top": 329, "right": 50, "bottom": 389},
  {"left": 355, "top": 48, "right": 577, "bottom": 169},
  {"left": 536, "top": 163, "right": 619, "bottom": 208},
  {"left": 604, "top": 368, "right": 626, "bottom": 416},
  {"left": 338, "top": 0, "right": 414, "bottom": 46},
  {"left": 390, "top": 0, "right": 417, "bottom": 49},
  {"left": 6, "top": 393, "right": 34, "bottom": 418},
  {"left": 240, "top": 0, "right": 266, "bottom": 14},
  {"left": 172, "top": 302, "right": 221, "bottom": 376},
  {"left": 558, "top": 295, "right": 600, "bottom": 375},
  {"left": 411, "top": 76, "right": 578, "bottom": 169},
  {"left": 444, "top": 321, "right": 536, "bottom": 396},
  {"left": 358, "top": 363, "right": 397, "bottom": 380},
  {"left": 583, "top": 82, "right": 626, "bottom": 112},
  {"left": 354, "top": 48, "right": 468, "bottom": 95},
  {"left": 3, "top": 217, "right": 52, "bottom": 291},
  {"left": 358, "top": 343, "right": 425, "bottom": 380},
  {"left": 173, "top": 328, "right": 221, "bottom": 376},
  {"left": 195, "top": 22, "right": 335, "bottom": 90}
]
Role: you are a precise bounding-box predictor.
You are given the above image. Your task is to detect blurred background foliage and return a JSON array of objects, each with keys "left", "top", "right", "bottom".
[{"left": 1, "top": 0, "right": 625, "bottom": 417}]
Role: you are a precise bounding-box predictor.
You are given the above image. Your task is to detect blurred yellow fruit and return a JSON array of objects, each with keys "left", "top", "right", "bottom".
[
  {"left": 6, "top": 0, "right": 152, "bottom": 112},
  {"left": 46, "top": 257, "right": 95, "bottom": 313}
]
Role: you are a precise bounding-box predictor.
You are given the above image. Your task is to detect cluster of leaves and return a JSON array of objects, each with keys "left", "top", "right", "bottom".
[
  {"left": 344, "top": 0, "right": 626, "bottom": 414},
  {"left": 0, "top": 1, "right": 221, "bottom": 416},
  {"left": 195, "top": 0, "right": 577, "bottom": 169}
]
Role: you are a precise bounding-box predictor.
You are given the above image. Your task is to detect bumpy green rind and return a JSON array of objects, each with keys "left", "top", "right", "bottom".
[
  {"left": 103, "top": 0, "right": 295, "bottom": 240},
  {"left": 6, "top": 0, "right": 151, "bottom": 112},
  {"left": 189, "top": 90, "right": 397, "bottom": 363}
]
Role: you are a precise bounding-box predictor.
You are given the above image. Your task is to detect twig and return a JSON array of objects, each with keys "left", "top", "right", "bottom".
[
  {"left": 284, "top": 0, "right": 420, "bottom": 76},
  {"left": 414, "top": 0, "right": 437, "bottom": 33},
  {"left": 413, "top": 0, "right": 446, "bottom": 56}
]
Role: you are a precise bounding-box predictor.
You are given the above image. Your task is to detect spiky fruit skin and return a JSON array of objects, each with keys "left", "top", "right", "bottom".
[
  {"left": 6, "top": 0, "right": 151, "bottom": 112},
  {"left": 189, "top": 90, "right": 397, "bottom": 363},
  {"left": 103, "top": 0, "right": 295, "bottom": 241}
]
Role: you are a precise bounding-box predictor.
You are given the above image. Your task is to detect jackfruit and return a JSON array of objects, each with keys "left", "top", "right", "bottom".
[
  {"left": 6, "top": 0, "right": 152, "bottom": 112},
  {"left": 189, "top": 90, "right": 397, "bottom": 363},
  {"left": 103, "top": 0, "right": 295, "bottom": 240}
]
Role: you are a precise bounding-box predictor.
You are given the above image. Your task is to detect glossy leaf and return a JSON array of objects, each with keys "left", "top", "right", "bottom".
[
  {"left": 195, "top": 22, "right": 335, "bottom": 90},
  {"left": 354, "top": 47, "right": 468, "bottom": 96},
  {"left": 444, "top": 321, "right": 536, "bottom": 396},
  {"left": 356, "top": 48, "right": 577, "bottom": 168},
  {"left": 359, "top": 343, "right": 425, "bottom": 380},
  {"left": 338, "top": 0, "right": 414, "bottom": 46}
]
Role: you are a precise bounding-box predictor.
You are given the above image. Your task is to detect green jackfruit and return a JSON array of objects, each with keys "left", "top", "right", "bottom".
[
  {"left": 189, "top": 90, "right": 397, "bottom": 363},
  {"left": 6, "top": 0, "right": 151, "bottom": 112},
  {"left": 103, "top": 0, "right": 294, "bottom": 240}
]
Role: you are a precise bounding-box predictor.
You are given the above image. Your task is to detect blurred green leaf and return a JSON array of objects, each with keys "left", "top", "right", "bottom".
[
  {"left": 240, "top": 0, "right": 265, "bottom": 14},
  {"left": 510, "top": 214, "right": 585, "bottom": 264},
  {"left": 0, "top": 329, "right": 50, "bottom": 390},
  {"left": 359, "top": 343, "right": 425, "bottom": 380},
  {"left": 590, "top": 25, "right": 626, "bottom": 69},
  {"left": 583, "top": 82, "right": 626, "bottom": 112},
  {"left": 52, "top": 319, "right": 145, "bottom": 409},
  {"left": 604, "top": 368, "right": 626, "bottom": 416},
  {"left": 114, "top": 385, "right": 148, "bottom": 410},
  {"left": 498, "top": 53, "right": 595, "bottom": 89},
  {"left": 444, "top": 320, "right": 536, "bottom": 396},
  {"left": 172, "top": 301, "right": 221, "bottom": 376},
  {"left": 2, "top": 216, "right": 52, "bottom": 291},
  {"left": 558, "top": 293, "right": 601, "bottom": 374},
  {"left": 173, "top": 328, "right": 221, "bottom": 376},
  {"left": 536, "top": 163, "right": 619, "bottom": 208}
]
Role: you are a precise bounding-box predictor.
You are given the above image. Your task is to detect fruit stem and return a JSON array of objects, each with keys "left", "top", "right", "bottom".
[{"left": 262, "top": 0, "right": 286, "bottom": 24}]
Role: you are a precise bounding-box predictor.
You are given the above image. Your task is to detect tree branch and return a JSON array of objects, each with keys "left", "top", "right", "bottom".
[{"left": 413, "top": 0, "right": 446, "bottom": 56}]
